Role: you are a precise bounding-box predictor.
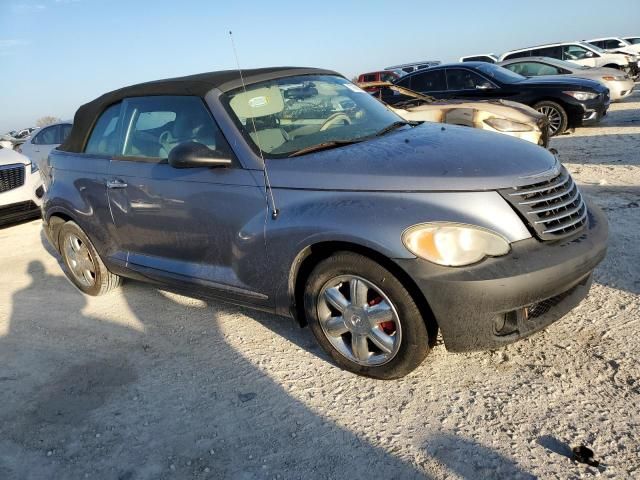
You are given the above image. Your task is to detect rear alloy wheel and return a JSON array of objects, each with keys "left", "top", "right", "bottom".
[
  {"left": 304, "top": 252, "right": 430, "bottom": 379},
  {"left": 59, "top": 221, "right": 122, "bottom": 296},
  {"left": 534, "top": 101, "right": 568, "bottom": 136}
]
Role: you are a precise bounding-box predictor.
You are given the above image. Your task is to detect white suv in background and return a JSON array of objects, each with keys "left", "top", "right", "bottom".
[
  {"left": 499, "top": 41, "right": 634, "bottom": 75},
  {"left": 0, "top": 145, "right": 43, "bottom": 227},
  {"left": 586, "top": 37, "right": 640, "bottom": 55}
]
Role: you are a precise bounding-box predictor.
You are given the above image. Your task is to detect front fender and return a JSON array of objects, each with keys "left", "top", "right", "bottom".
[{"left": 267, "top": 188, "right": 531, "bottom": 317}]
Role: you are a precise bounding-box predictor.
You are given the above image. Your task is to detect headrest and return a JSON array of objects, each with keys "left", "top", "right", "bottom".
[{"left": 229, "top": 86, "right": 284, "bottom": 119}]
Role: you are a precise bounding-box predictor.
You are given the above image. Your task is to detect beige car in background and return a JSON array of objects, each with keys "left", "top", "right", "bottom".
[
  {"left": 359, "top": 81, "right": 549, "bottom": 146},
  {"left": 358, "top": 82, "right": 549, "bottom": 147}
]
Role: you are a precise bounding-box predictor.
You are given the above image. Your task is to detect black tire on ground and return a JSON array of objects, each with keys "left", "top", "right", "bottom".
[
  {"left": 533, "top": 100, "right": 569, "bottom": 136},
  {"left": 304, "top": 251, "right": 430, "bottom": 380},
  {"left": 58, "top": 221, "right": 122, "bottom": 296}
]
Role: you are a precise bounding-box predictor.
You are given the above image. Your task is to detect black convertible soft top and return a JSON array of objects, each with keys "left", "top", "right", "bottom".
[{"left": 60, "top": 67, "right": 340, "bottom": 153}]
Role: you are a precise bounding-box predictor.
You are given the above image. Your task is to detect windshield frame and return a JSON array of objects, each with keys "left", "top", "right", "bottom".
[{"left": 220, "top": 74, "right": 406, "bottom": 159}]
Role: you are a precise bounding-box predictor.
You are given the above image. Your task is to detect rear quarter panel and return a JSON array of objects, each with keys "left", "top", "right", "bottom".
[{"left": 44, "top": 150, "right": 118, "bottom": 256}]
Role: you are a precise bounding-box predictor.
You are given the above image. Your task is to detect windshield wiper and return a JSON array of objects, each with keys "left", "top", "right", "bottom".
[
  {"left": 288, "top": 139, "right": 363, "bottom": 157},
  {"left": 373, "top": 120, "right": 419, "bottom": 137}
]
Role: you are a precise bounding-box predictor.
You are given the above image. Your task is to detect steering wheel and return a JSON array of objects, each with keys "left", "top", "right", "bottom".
[{"left": 319, "top": 112, "right": 352, "bottom": 131}]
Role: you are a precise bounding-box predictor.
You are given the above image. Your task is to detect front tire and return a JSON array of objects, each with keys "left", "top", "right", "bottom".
[
  {"left": 304, "top": 252, "right": 430, "bottom": 379},
  {"left": 58, "top": 221, "right": 122, "bottom": 296},
  {"left": 534, "top": 100, "right": 568, "bottom": 136}
]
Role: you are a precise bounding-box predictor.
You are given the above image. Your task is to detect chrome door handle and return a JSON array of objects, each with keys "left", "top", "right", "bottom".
[{"left": 106, "top": 179, "right": 128, "bottom": 189}]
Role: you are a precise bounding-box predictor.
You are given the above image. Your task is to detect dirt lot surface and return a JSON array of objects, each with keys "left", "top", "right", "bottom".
[{"left": 1, "top": 90, "right": 639, "bottom": 480}]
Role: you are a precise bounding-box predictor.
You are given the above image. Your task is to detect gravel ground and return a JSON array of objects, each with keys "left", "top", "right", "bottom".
[{"left": 1, "top": 90, "right": 639, "bottom": 480}]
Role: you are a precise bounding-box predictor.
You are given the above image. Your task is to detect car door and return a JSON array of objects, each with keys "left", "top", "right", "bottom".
[
  {"left": 106, "top": 95, "right": 269, "bottom": 307},
  {"left": 562, "top": 44, "right": 598, "bottom": 67},
  {"left": 443, "top": 68, "right": 501, "bottom": 100},
  {"left": 402, "top": 69, "right": 448, "bottom": 98}
]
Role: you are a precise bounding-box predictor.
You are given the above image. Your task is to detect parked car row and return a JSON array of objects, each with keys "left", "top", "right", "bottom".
[
  {"left": 0, "top": 127, "right": 35, "bottom": 150},
  {"left": 360, "top": 61, "right": 610, "bottom": 136},
  {"left": 461, "top": 38, "right": 640, "bottom": 78}
]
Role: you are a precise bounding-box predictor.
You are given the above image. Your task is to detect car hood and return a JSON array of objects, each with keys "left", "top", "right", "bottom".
[
  {"left": 409, "top": 98, "right": 544, "bottom": 122},
  {"left": 0, "top": 147, "right": 29, "bottom": 166},
  {"left": 514, "top": 76, "right": 606, "bottom": 91},
  {"left": 268, "top": 123, "right": 558, "bottom": 191}
]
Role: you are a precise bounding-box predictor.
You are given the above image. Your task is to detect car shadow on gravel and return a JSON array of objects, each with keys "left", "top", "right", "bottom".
[
  {"left": 0, "top": 253, "right": 540, "bottom": 479},
  {"left": 580, "top": 185, "right": 640, "bottom": 295},
  {"left": 424, "top": 434, "right": 536, "bottom": 479},
  {"left": 1, "top": 260, "right": 431, "bottom": 478}
]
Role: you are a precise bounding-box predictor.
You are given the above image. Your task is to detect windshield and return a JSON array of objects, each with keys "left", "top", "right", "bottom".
[
  {"left": 223, "top": 75, "right": 404, "bottom": 158},
  {"left": 626, "top": 37, "right": 640, "bottom": 45},
  {"left": 474, "top": 63, "right": 525, "bottom": 83}
]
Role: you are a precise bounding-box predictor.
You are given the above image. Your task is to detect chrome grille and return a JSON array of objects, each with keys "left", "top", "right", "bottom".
[
  {"left": 0, "top": 164, "right": 25, "bottom": 193},
  {"left": 499, "top": 166, "right": 587, "bottom": 241}
]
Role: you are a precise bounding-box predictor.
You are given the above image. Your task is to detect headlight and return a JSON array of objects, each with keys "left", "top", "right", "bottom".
[
  {"left": 31, "top": 161, "right": 39, "bottom": 173},
  {"left": 402, "top": 223, "right": 510, "bottom": 267},
  {"left": 483, "top": 117, "right": 534, "bottom": 132},
  {"left": 601, "top": 75, "right": 628, "bottom": 81},
  {"left": 563, "top": 91, "right": 598, "bottom": 101}
]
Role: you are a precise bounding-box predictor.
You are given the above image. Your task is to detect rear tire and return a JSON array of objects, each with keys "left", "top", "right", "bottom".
[
  {"left": 58, "top": 221, "right": 122, "bottom": 296},
  {"left": 534, "top": 100, "right": 568, "bottom": 136},
  {"left": 304, "top": 252, "right": 430, "bottom": 379}
]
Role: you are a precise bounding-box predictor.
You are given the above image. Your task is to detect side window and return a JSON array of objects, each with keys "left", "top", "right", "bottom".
[
  {"left": 121, "top": 96, "right": 233, "bottom": 161},
  {"left": 503, "top": 51, "right": 531, "bottom": 60},
  {"left": 605, "top": 39, "right": 623, "bottom": 49},
  {"left": 33, "top": 126, "right": 59, "bottom": 145},
  {"left": 506, "top": 62, "right": 561, "bottom": 76},
  {"left": 85, "top": 103, "right": 123, "bottom": 155},
  {"left": 409, "top": 70, "right": 446, "bottom": 91},
  {"left": 446, "top": 69, "right": 491, "bottom": 90},
  {"left": 562, "top": 45, "right": 593, "bottom": 60},
  {"left": 530, "top": 46, "right": 562, "bottom": 58},
  {"left": 362, "top": 74, "right": 376, "bottom": 82},
  {"left": 59, "top": 124, "right": 73, "bottom": 143}
]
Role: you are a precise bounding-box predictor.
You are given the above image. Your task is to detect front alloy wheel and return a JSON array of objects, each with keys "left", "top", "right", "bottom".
[
  {"left": 318, "top": 275, "right": 402, "bottom": 366},
  {"left": 534, "top": 100, "right": 568, "bottom": 136},
  {"left": 304, "top": 252, "right": 431, "bottom": 379}
]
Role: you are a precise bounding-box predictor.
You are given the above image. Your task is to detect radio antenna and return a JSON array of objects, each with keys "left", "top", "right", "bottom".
[{"left": 229, "top": 30, "right": 279, "bottom": 220}]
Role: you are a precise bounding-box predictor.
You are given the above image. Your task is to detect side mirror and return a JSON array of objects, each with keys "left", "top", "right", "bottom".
[
  {"left": 476, "top": 82, "right": 493, "bottom": 90},
  {"left": 585, "top": 51, "right": 594, "bottom": 58},
  {"left": 168, "top": 141, "right": 232, "bottom": 169}
]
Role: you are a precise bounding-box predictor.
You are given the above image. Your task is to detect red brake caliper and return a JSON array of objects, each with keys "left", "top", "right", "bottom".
[{"left": 369, "top": 296, "right": 396, "bottom": 334}]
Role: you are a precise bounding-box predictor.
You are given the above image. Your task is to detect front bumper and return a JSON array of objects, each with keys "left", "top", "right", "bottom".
[
  {"left": 565, "top": 94, "right": 609, "bottom": 127},
  {"left": 608, "top": 80, "right": 635, "bottom": 101},
  {"left": 0, "top": 165, "right": 43, "bottom": 226},
  {"left": 395, "top": 202, "right": 608, "bottom": 352}
]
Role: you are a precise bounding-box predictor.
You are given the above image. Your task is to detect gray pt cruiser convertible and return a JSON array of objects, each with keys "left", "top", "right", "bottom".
[{"left": 43, "top": 67, "right": 608, "bottom": 379}]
